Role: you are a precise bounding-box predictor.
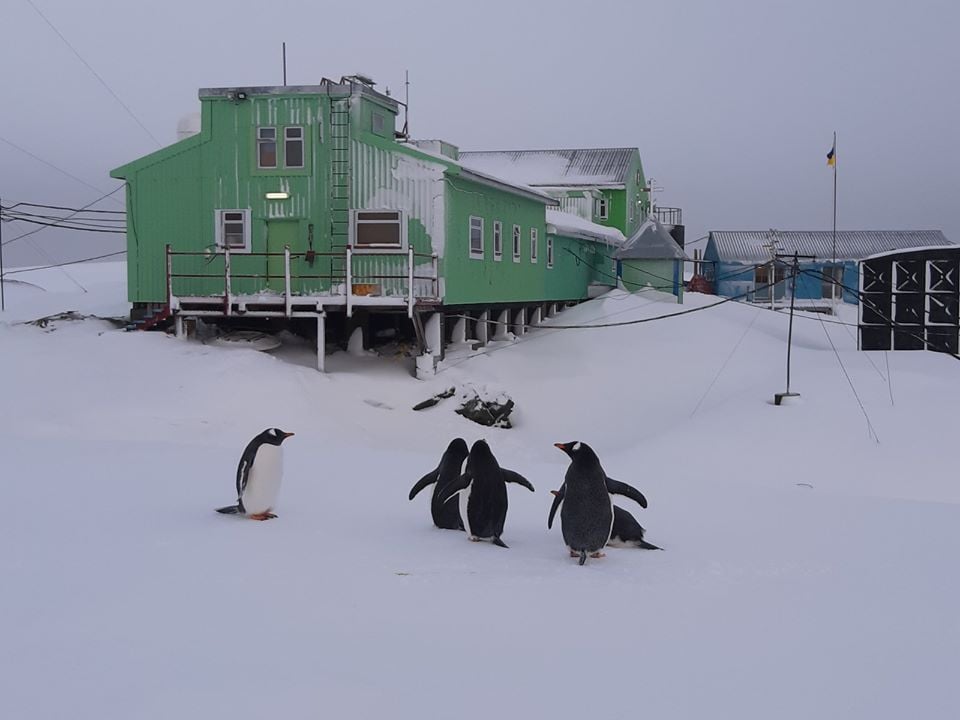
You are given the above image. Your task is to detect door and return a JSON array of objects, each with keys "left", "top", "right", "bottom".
[{"left": 266, "top": 220, "right": 299, "bottom": 292}]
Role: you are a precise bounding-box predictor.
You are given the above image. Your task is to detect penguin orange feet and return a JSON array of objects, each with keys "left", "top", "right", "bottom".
[
  {"left": 248, "top": 512, "right": 277, "bottom": 521},
  {"left": 589, "top": 551, "right": 606, "bottom": 559},
  {"left": 569, "top": 550, "right": 580, "bottom": 558}
]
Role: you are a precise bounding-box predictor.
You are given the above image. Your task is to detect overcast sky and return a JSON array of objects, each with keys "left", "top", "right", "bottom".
[{"left": 2, "top": 0, "right": 957, "bottom": 268}]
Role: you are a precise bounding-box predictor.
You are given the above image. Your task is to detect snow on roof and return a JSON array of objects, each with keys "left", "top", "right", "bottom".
[
  {"left": 617, "top": 217, "right": 687, "bottom": 260},
  {"left": 708, "top": 230, "right": 954, "bottom": 263},
  {"left": 459, "top": 148, "right": 637, "bottom": 187},
  {"left": 546, "top": 209, "right": 625, "bottom": 246}
]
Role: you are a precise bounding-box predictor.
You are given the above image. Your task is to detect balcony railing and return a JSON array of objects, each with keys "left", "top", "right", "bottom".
[{"left": 166, "top": 245, "right": 439, "bottom": 319}]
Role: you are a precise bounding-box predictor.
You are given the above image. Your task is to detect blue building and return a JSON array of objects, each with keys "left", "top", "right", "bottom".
[{"left": 703, "top": 230, "right": 953, "bottom": 308}]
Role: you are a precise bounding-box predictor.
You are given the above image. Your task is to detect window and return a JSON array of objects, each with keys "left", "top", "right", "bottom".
[
  {"left": 469, "top": 216, "right": 484, "bottom": 258},
  {"left": 372, "top": 112, "right": 386, "bottom": 135},
  {"left": 530, "top": 228, "right": 538, "bottom": 264},
  {"left": 596, "top": 197, "right": 608, "bottom": 220},
  {"left": 493, "top": 221, "right": 503, "bottom": 260},
  {"left": 353, "top": 210, "right": 404, "bottom": 249},
  {"left": 215, "top": 209, "right": 251, "bottom": 252},
  {"left": 257, "top": 127, "right": 277, "bottom": 168},
  {"left": 547, "top": 237, "right": 554, "bottom": 268},
  {"left": 512, "top": 224, "right": 521, "bottom": 262},
  {"left": 822, "top": 265, "right": 843, "bottom": 299},
  {"left": 284, "top": 127, "right": 304, "bottom": 168}
]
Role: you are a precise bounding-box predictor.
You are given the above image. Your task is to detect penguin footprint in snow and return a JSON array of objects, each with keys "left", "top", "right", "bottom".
[
  {"left": 216, "top": 428, "right": 294, "bottom": 521},
  {"left": 438, "top": 439, "right": 534, "bottom": 548}
]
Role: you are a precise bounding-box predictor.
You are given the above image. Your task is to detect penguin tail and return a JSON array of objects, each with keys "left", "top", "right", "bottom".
[
  {"left": 215, "top": 505, "right": 242, "bottom": 515},
  {"left": 637, "top": 540, "right": 663, "bottom": 550},
  {"left": 492, "top": 536, "right": 509, "bottom": 549},
  {"left": 578, "top": 550, "right": 588, "bottom": 566}
]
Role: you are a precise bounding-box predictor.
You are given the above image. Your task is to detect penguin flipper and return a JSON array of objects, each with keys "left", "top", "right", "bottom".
[
  {"left": 409, "top": 468, "right": 439, "bottom": 500},
  {"left": 438, "top": 473, "right": 471, "bottom": 505},
  {"left": 216, "top": 505, "right": 242, "bottom": 515},
  {"left": 502, "top": 469, "right": 535, "bottom": 492},
  {"left": 492, "top": 536, "right": 509, "bottom": 549},
  {"left": 605, "top": 476, "right": 648, "bottom": 509},
  {"left": 547, "top": 486, "right": 565, "bottom": 529}
]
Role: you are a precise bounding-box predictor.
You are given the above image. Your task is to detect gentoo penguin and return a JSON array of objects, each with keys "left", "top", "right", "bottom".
[
  {"left": 408, "top": 438, "right": 470, "bottom": 530},
  {"left": 553, "top": 441, "right": 615, "bottom": 565},
  {"left": 437, "top": 439, "right": 534, "bottom": 548},
  {"left": 549, "top": 490, "right": 661, "bottom": 550},
  {"left": 216, "top": 428, "right": 294, "bottom": 520}
]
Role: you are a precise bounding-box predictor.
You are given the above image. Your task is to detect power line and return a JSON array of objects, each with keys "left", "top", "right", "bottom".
[
  {"left": 0, "top": 135, "right": 121, "bottom": 202},
  {"left": 2, "top": 185, "right": 126, "bottom": 246},
  {"left": 1, "top": 215, "right": 126, "bottom": 234},
  {"left": 8, "top": 201, "right": 124, "bottom": 215},
  {"left": 24, "top": 0, "right": 161, "bottom": 147},
  {"left": 1, "top": 250, "right": 126, "bottom": 277}
]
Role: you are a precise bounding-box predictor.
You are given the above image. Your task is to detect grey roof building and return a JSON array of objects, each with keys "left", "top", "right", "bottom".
[
  {"left": 458, "top": 148, "right": 638, "bottom": 188},
  {"left": 707, "top": 230, "right": 953, "bottom": 264}
]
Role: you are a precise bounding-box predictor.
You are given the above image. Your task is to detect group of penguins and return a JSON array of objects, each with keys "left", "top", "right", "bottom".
[{"left": 217, "top": 429, "right": 660, "bottom": 565}]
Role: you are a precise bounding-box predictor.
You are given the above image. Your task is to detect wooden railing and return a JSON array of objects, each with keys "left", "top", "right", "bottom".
[{"left": 166, "top": 245, "right": 439, "bottom": 318}]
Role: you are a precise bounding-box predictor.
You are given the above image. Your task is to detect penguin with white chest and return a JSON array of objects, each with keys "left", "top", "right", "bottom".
[
  {"left": 216, "top": 428, "right": 294, "bottom": 521},
  {"left": 408, "top": 438, "right": 470, "bottom": 530},
  {"left": 438, "top": 439, "right": 535, "bottom": 548},
  {"left": 552, "top": 441, "right": 629, "bottom": 565}
]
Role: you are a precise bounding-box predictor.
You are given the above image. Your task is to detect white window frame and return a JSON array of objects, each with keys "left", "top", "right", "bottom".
[
  {"left": 350, "top": 209, "right": 406, "bottom": 252},
  {"left": 284, "top": 126, "right": 304, "bottom": 168},
  {"left": 596, "top": 197, "right": 609, "bottom": 220},
  {"left": 530, "top": 228, "right": 538, "bottom": 264},
  {"left": 469, "top": 216, "right": 484, "bottom": 259},
  {"left": 215, "top": 209, "right": 252, "bottom": 252},
  {"left": 512, "top": 224, "right": 521, "bottom": 262},
  {"left": 257, "top": 127, "right": 277, "bottom": 169},
  {"left": 547, "top": 237, "right": 554, "bottom": 268},
  {"left": 493, "top": 221, "right": 503, "bottom": 261}
]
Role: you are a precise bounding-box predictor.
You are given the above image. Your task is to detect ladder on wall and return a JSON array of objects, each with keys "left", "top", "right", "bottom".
[{"left": 329, "top": 98, "right": 351, "bottom": 288}]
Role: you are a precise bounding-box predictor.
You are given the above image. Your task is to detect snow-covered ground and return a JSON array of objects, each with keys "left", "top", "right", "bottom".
[{"left": 2, "top": 263, "right": 959, "bottom": 719}]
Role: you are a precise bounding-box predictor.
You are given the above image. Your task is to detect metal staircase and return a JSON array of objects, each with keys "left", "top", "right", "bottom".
[{"left": 329, "top": 97, "right": 351, "bottom": 288}]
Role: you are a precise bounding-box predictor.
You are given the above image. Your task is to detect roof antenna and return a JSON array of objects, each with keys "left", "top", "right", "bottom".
[
  {"left": 282, "top": 42, "right": 287, "bottom": 86},
  {"left": 402, "top": 69, "right": 410, "bottom": 138}
]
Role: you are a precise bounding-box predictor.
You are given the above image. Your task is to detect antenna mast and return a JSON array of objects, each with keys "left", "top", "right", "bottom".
[
  {"left": 403, "top": 69, "right": 410, "bottom": 138},
  {"left": 282, "top": 42, "right": 287, "bottom": 86}
]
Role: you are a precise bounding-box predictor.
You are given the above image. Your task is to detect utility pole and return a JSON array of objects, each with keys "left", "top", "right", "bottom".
[
  {"left": 774, "top": 252, "right": 815, "bottom": 405},
  {"left": 0, "top": 194, "right": 5, "bottom": 312}
]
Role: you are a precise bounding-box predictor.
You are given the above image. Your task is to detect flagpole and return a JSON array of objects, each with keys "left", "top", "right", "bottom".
[{"left": 832, "top": 131, "right": 837, "bottom": 306}]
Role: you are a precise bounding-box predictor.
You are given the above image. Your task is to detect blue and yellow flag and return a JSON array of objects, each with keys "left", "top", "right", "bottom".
[{"left": 826, "top": 142, "right": 836, "bottom": 167}]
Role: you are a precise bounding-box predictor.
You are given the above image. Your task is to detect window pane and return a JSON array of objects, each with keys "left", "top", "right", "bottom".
[
  {"left": 356, "top": 222, "right": 401, "bottom": 246},
  {"left": 358, "top": 211, "right": 401, "bottom": 222},
  {"left": 470, "top": 218, "right": 483, "bottom": 254},
  {"left": 285, "top": 127, "right": 302, "bottom": 139},
  {"left": 258, "top": 128, "right": 276, "bottom": 140},
  {"left": 285, "top": 138, "right": 304, "bottom": 167},
  {"left": 259, "top": 140, "right": 277, "bottom": 168}
]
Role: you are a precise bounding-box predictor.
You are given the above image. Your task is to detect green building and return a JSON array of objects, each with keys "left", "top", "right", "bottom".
[{"left": 111, "top": 76, "right": 669, "bottom": 371}]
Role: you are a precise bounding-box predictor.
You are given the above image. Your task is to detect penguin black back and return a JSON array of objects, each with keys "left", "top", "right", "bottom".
[
  {"left": 555, "top": 441, "right": 613, "bottom": 563},
  {"left": 438, "top": 439, "right": 534, "bottom": 547},
  {"left": 408, "top": 438, "right": 469, "bottom": 530},
  {"left": 217, "top": 427, "right": 294, "bottom": 518}
]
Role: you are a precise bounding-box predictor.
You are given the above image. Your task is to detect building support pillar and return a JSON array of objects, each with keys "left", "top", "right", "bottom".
[
  {"left": 425, "top": 312, "right": 443, "bottom": 357},
  {"left": 513, "top": 307, "right": 527, "bottom": 336},
  {"left": 476, "top": 310, "right": 489, "bottom": 345},
  {"left": 316, "top": 312, "right": 326, "bottom": 373},
  {"left": 530, "top": 305, "right": 542, "bottom": 326},
  {"left": 451, "top": 316, "right": 467, "bottom": 344},
  {"left": 494, "top": 309, "right": 510, "bottom": 340},
  {"left": 174, "top": 314, "right": 184, "bottom": 340}
]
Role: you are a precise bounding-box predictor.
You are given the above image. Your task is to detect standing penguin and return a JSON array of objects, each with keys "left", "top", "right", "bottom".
[
  {"left": 408, "top": 438, "right": 470, "bottom": 530},
  {"left": 549, "top": 490, "right": 660, "bottom": 550},
  {"left": 216, "top": 428, "right": 294, "bottom": 520},
  {"left": 553, "top": 441, "right": 616, "bottom": 565},
  {"left": 438, "top": 439, "right": 535, "bottom": 548}
]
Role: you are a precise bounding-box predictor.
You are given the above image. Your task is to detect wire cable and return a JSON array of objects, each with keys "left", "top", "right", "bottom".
[
  {"left": 24, "top": 0, "right": 161, "bottom": 146},
  {"left": 1, "top": 250, "right": 126, "bottom": 277},
  {"left": 2, "top": 185, "right": 126, "bottom": 246}
]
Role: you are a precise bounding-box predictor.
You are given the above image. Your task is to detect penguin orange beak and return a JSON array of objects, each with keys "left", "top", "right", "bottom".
[
  {"left": 283, "top": 432, "right": 295, "bottom": 438},
  {"left": 553, "top": 442, "right": 566, "bottom": 450}
]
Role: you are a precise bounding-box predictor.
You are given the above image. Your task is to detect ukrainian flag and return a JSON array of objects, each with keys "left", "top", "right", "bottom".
[{"left": 827, "top": 142, "right": 836, "bottom": 167}]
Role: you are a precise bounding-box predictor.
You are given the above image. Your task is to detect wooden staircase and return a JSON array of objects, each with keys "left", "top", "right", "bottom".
[{"left": 126, "top": 303, "right": 171, "bottom": 332}]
